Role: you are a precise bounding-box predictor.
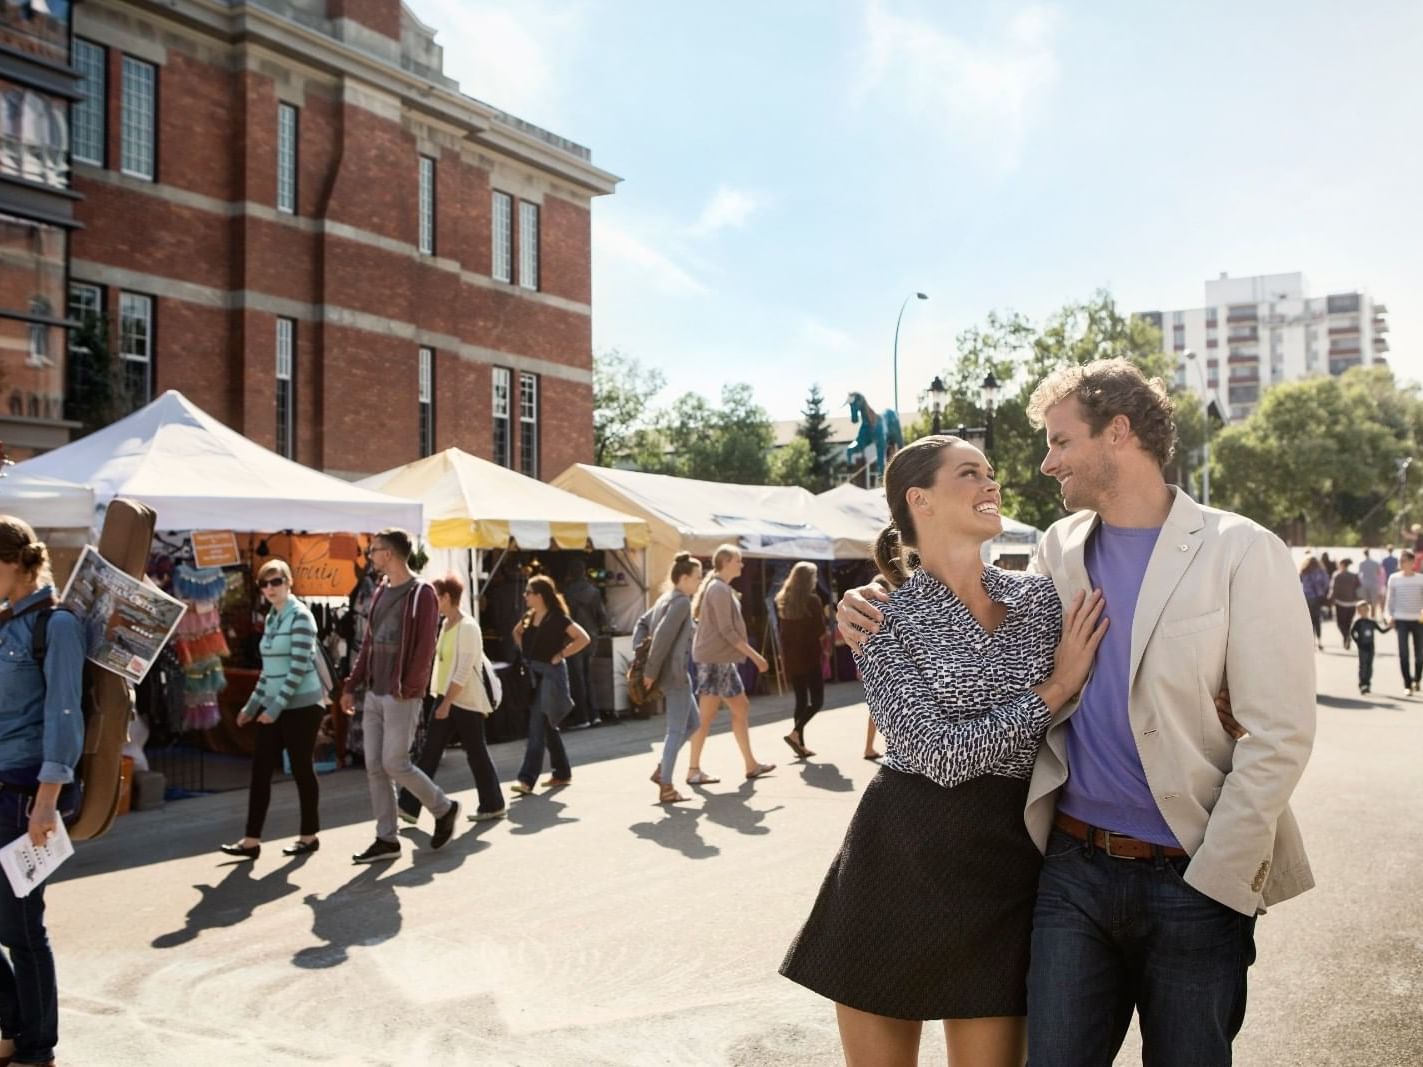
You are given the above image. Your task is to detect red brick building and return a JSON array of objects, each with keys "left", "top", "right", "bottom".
[{"left": 66, "top": 0, "right": 617, "bottom": 478}]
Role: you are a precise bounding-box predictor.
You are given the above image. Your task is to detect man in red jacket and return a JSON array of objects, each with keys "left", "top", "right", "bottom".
[{"left": 341, "top": 528, "right": 460, "bottom": 861}]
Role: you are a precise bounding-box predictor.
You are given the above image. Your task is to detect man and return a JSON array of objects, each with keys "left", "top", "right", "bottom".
[
  {"left": 562, "top": 559, "right": 612, "bottom": 726},
  {"left": 840, "top": 360, "right": 1315, "bottom": 1065},
  {"left": 1357, "top": 548, "right": 1382, "bottom": 616},
  {"left": 1384, "top": 549, "right": 1423, "bottom": 696},
  {"left": 341, "top": 528, "right": 460, "bottom": 861}
]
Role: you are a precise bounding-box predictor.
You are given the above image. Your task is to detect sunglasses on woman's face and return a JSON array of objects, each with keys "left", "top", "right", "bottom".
[{"left": 259, "top": 577, "right": 286, "bottom": 589}]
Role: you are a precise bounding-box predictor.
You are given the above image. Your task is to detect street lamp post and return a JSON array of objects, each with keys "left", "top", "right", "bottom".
[
  {"left": 892, "top": 292, "right": 929, "bottom": 415},
  {"left": 1184, "top": 349, "right": 1215, "bottom": 507},
  {"left": 928, "top": 375, "right": 948, "bottom": 434},
  {"left": 980, "top": 371, "right": 1000, "bottom": 454}
]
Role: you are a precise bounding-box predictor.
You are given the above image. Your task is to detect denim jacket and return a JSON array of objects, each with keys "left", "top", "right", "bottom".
[{"left": 0, "top": 587, "right": 85, "bottom": 784}]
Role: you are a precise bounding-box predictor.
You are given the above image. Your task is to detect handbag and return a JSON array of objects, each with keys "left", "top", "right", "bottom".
[{"left": 626, "top": 600, "right": 687, "bottom": 708}]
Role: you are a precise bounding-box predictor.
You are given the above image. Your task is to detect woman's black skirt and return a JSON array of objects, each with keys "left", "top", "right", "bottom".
[{"left": 780, "top": 766, "right": 1042, "bottom": 1021}]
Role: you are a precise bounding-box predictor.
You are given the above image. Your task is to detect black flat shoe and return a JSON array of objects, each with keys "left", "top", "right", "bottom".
[
  {"left": 282, "top": 839, "right": 320, "bottom": 856},
  {"left": 219, "top": 842, "right": 260, "bottom": 859}
]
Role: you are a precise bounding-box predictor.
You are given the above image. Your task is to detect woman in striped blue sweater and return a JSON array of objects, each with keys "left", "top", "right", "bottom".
[{"left": 220, "top": 559, "right": 326, "bottom": 859}]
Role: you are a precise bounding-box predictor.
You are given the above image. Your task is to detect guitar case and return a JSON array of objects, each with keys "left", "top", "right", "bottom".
[{"left": 69, "top": 498, "right": 156, "bottom": 842}]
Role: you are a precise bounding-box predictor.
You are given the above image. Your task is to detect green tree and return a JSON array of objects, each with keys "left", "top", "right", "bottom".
[
  {"left": 593, "top": 348, "right": 665, "bottom": 467},
  {"left": 769, "top": 436, "right": 813, "bottom": 488},
  {"left": 649, "top": 383, "right": 774, "bottom": 484},
  {"left": 797, "top": 383, "right": 836, "bottom": 492}
]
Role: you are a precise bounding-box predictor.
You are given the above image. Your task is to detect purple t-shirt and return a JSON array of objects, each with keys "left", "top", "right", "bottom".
[{"left": 1057, "top": 521, "right": 1181, "bottom": 847}]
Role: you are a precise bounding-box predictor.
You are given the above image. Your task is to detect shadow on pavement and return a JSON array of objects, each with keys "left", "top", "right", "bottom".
[
  {"left": 505, "top": 791, "right": 579, "bottom": 835},
  {"left": 151, "top": 853, "right": 309, "bottom": 948},
  {"left": 628, "top": 804, "right": 719, "bottom": 860},
  {"left": 1318, "top": 694, "right": 1386, "bottom": 710},
  {"left": 695, "top": 779, "right": 784, "bottom": 837},
  {"left": 798, "top": 760, "right": 855, "bottom": 793}
]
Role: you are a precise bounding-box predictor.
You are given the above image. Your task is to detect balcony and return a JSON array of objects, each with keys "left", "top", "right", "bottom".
[
  {"left": 1329, "top": 357, "right": 1362, "bottom": 375},
  {"left": 1374, "top": 317, "right": 1389, "bottom": 332},
  {"left": 1328, "top": 325, "right": 1359, "bottom": 336},
  {"left": 1330, "top": 343, "right": 1362, "bottom": 356},
  {"left": 1227, "top": 352, "right": 1259, "bottom": 365},
  {"left": 1226, "top": 306, "right": 1258, "bottom": 323},
  {"left": 1374, "top": 336, "right": 1390, "bottom": 352},
  {"left": 1227, "top": 327, "right": 1259, "bottom": 343},
  {"left": 1374, "top": 303, "right": 1388, "bottom": 315}
]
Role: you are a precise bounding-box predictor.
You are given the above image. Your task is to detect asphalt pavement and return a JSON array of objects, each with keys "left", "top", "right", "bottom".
[{"left": 43, "top": 640, "right": 1423, "bottom": 1065}]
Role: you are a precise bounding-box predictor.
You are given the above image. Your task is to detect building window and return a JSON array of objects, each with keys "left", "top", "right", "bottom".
[
  {"left": 1, "top": 87, "right": 69, "bottom": 188},
  {"left": 518, "top": 201, "right": 539, "bottom": 290},
  {"left": 492, "top": 191, "right": 512, "bottom": 282},
  {"left": 518, "top": 372, "right": 538, "bottom": 477},
  {"left": 418, "top": 156, "right": 435, "bottom": 255},
  {"left": 68, "top": 282, "right": 103, "bottom": 325},
  {"left": 276, "top": 103, "right": 297, "bottom": 214},
  {"left": 72, "top": 40, "right": 106, "bottom": 166},
  {"left": 492, "top": 366, "right": 511, "bottom": 466},
  {"left": 418, "top": 346, "right": 434, "bottom": 457},
  {"left": 120, "top": 56, "right": 156, "bottom": 181},
  {"left": 119, "top": 292, "right": 153, "bottom": 405},
  {"left": 276, "top": 318, "right": 295, "bottom": 458}
]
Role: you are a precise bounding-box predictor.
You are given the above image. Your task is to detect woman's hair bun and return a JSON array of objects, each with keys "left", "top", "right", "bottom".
[{"left": 19, "top": 541, "right": 46, "bottom": 568}]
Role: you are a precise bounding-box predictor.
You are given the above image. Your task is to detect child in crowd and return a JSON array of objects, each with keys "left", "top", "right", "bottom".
[{"left": 1350, "top": 600, "right": 1390, "bottom": 695}]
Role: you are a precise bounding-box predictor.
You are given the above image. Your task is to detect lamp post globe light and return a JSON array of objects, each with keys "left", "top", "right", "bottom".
[
  {"left": 1183, "top": 349, "right": 1213, "bottom": 507},
  {"left": 928, "top": 375, "right": 948, "bottom": 435},
  {"left": 892, "top": 291, "right": 929, "bottom": 414},
  {"left": 979, "top": 370, "right": 1000, "bottom": 454}
]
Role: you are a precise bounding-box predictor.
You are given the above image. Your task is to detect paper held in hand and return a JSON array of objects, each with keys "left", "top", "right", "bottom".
[{"left": 0, "top": 818, "right": 74, "bottom": 898}]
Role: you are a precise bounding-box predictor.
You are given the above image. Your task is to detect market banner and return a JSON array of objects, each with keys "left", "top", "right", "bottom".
[{"left": 247, "top": 533, "right": 370, "bottom": 597}]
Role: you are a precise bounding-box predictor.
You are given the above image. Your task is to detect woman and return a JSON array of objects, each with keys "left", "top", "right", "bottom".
[
  {"left": 1299, "top": 554, "right": 1328, "bottom": 651},
  {"left": 221, "top": 559, "right": 324, "bottom": 858},
  {"left": 398, "top": 574, "right": 506, "bottom": 823},
  {"left": 642, "top": 553, "right": 703, "bottom": 803},
  {"left": 686, "top": 545, "right": 774, "bottom": 784},
  {"left": 780, "top": 436, "right": 1105, "bottom": 1067},
  {"left": 511, "top": 575, "right": 590, "bottom": 795},
  {"left": 776, "top": 561, "right": 828, "bottom": 759},
  {"left": 0, "top": 517, "right": 84, "bottom": 1067},
  {"left": 1327, "top": 558, "right": 1360, "bottom": 650}
]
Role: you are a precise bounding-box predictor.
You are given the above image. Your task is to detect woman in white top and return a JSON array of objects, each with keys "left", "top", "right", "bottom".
[{"left": 398, "top": 574, "right": 507, "bottom": 822}]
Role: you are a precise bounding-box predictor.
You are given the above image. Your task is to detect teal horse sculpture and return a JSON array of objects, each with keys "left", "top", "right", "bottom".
[{"left": 846, "top": 392, "right": 903, "bottom": 484}]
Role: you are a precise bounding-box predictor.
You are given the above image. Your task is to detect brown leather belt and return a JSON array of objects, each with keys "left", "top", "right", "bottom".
[{"left": 1053, "top": 812, "right": 1188, "bottom": 860}]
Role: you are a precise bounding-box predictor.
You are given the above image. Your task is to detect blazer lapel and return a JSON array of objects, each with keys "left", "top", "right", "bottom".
[
  {"left": 1128, "top": 489, "right": 1205, "bottom": 687},
  {"left": 1059, "top": 512, "right": 1098, "bottom": 599}
]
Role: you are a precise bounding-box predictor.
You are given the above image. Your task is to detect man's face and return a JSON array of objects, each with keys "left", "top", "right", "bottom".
[
  {"left": 369, "top": 540, "right": 393, "bottom": 576},
  {"left": 1040, "top": 398, "right": 1117, "bottom": 513}
]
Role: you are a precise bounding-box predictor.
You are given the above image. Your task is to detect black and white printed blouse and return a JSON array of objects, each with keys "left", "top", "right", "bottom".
[{"left": 854, "top": 566, "right": 1063, "bottom": 789}]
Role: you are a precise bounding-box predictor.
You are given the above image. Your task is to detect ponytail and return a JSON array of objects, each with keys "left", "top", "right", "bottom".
[{"left": 873, "top": 525, "right": 909, "bottom": 589}]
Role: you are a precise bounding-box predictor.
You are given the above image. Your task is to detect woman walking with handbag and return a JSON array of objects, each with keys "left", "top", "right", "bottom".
[
  {"left": 511, "top": 575, "right": 590, "bottom": 795},
  {"left": 0, "top": 517, "right": 85, "bottom": 1067},
  {"left": 221, "top": 559, "right": 325, "bottom": 859},
  {"left": 642, "top": 553, "right": 703, "bottom": 803},
  {"left": 685, "top": 544, "right": 774, "bottom": 785},
  {"left": 776, "top": 561, "right": 828, "bottom": 759},
  {"left": 398, "top": 574, "right": 506, "bottom": 823}
]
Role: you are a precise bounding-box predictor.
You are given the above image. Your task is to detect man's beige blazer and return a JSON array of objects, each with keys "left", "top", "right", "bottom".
[{"left": 1027, "top": 488, "right": 1315, "bottom": 916}]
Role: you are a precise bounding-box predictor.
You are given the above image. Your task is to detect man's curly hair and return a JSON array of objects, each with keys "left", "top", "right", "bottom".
[{"left": 1026, "top": 358, "right": 1177, "bottom": 468}]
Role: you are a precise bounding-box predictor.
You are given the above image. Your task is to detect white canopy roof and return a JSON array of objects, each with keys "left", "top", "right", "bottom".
[
  {"left": 356, "top": 448, "right": 649, "bottom": 550},
  {"left": 0, "top": 470, "right": 95, "bottom": 530},
  {"left": 15, "top": 391, "right": 422, "bottom": 532}
]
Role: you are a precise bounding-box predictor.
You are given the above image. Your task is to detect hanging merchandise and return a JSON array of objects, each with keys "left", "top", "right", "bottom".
[
  {"left": 172, "top": 580, "right": 231, "bottom": 732},
  {"left": 174, "top": 564, "right": 229, "bottom": 602}
]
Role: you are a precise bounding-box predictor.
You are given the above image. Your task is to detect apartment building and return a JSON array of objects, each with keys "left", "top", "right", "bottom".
[
  {"left": 68, "top": 0, "right": 618, "bottom": 477},
  {"left": 1138, "top": 272, "right": 1388, "bottom": 421}
]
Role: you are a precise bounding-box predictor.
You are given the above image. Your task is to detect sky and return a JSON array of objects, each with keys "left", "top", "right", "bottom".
[{"left": 407, "top": 0, "right": 1423, "bottom": 421}]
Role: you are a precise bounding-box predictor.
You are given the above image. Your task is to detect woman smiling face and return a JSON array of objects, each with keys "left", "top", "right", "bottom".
[{"left": 906, "top": 441, "right": 1004, "bottom": 547}]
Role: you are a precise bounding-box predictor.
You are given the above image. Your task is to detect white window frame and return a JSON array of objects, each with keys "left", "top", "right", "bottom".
[
  {"left": 418, "top": 156, "right": 435, "bottom": 255},
  {"left": 518, "top": 371, "right": 538, "bottom": 477},
  {"left": 492, "top": 191, "right": 512, "bottom": 283},
  {"left": 119, "top": 292, "right": 154, "bottom": 403},
  {"left": 276, "top": 103, "right": 298, "bottom": 214},
  {"left": 418, "top": 346, "right": 434, "bottom": 457},
  {"left": 120, "top": 56, "right": 156, "bottom": 181},
  {"left": 72, "top": 39, "right": 106, "bottom": 166},
  {"left": 492, "top": 366, "right": 512, "bottom": 467},
  {"left": 275, "top": 318, "right": 295, "bottom": 458},
  {"left": 68, "top": 282, "right": 102, "bottom": 324},
  {"left": 518, "top": 201, "right": 539, "bottom": 290}
]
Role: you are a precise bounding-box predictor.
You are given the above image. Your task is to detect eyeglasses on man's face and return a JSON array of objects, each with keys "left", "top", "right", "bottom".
[{"left": 259, "top": 576, "right": 286, "bottom": 589}]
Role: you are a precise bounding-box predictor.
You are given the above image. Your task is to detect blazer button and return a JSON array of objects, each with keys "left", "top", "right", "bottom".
[{"left": 1178, "top": 544, "right": 1189, "bottom": 552}]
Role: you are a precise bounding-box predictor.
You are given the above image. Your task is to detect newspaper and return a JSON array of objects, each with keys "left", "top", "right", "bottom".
[
  {"left": 0, "top": 817, "right": 73, "bottom": 898},
  {"left": 58, "top": 545, "right": 187, "bottom": 685}
]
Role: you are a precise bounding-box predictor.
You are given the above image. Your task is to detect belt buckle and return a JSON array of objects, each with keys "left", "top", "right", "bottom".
[{"left": 1101, "top": 830, "right": 1136, "bottom": 860}]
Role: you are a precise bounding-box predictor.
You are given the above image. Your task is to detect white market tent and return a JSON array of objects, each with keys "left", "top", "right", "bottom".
[
  {"left": 0, "top": 470, "right": 94, "bottom": 530},
  {"left": 14, "top": 390, "right": 422, "bottom": 532},
  {"left": 815, "top": 482, "right": 1044, "bottom": 563}
]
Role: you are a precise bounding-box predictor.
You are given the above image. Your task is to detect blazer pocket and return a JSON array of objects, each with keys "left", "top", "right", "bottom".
[{"left": 1161, "top": 608, "right": 1226, "bottom": 638}]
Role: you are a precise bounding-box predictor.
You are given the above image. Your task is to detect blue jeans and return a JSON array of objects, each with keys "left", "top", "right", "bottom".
[
  {"left": 1027, "top": 829, "right": 1257, "bottom": 1067},
  {"left": 517, "top": 703, "right": 572, "bottom": 786},
  {"left": 658, "top": 679, "right": 701, "bottom": 784},
  {"left": 0, "top": 877, "right": 57, "bottom": 1064}
]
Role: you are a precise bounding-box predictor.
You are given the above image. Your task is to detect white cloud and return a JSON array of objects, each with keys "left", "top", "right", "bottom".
[
  {"left": 854, "top": 1, "right": 1061, "bottom": 172},
  {"left": 404, "top": 0, "right": 585, "bottom": 126},
  {"left": 688, "top": 186, "right": 762, "bottom": 236},
  {"left": 593, "top": 219, "right": 710, "bottom": 297}
]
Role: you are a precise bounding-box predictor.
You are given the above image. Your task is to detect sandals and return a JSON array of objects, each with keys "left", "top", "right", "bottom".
[
  {"left": 686, "top": 769, "right": 720, "bottom": 786},
  {"left": 658, "top": 784, "right": 690, "bottom": 804},
  {"left": 510, "top": 781, "right": 534, "bottom": 796},
  {"left": 650, "top": 765, "right": 662, "bottom": 785},
  {"left": 783, "top": 734, "right": 814, "bottom": 759},
  {"left": 745, "top": 763, "right": 776, "bottom": 780},
  {"left": 864, "top": 751, "right": 883, "bottom": 761}
]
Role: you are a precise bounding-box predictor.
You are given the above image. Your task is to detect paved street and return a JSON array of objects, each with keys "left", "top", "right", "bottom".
[{"left": 47, "top": 642, "right": 1421, "bottom": 1066}]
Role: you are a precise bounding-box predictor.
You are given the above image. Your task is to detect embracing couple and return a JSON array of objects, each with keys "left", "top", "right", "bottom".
[{"left": 780, "top": 359, "right": 1316, "bottom": 1067}]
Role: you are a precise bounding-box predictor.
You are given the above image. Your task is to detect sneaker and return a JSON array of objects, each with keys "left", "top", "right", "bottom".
[
  {"left": 397, "top": 810, "right": 418, "bottom": 825},
  {"left": 510, "top": 781, "right": 534, "bottom": 796},
  {"left": 468, "top": 808, "right": 507, "bottom": 822},
  {"left": 352, "top": 839, "right": 400, "bottom": 864},
  {"left": 430, "top": 800, "right": 460, "bottom": 849}
]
